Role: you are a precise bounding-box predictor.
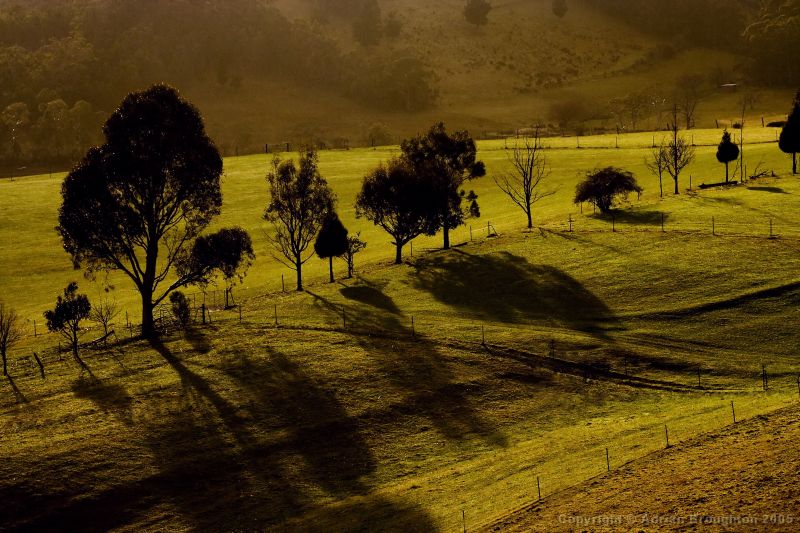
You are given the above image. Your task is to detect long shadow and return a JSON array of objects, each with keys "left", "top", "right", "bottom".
[
  {"left": 748, "top": 186, "right": 787, "bottom": 194},
  {"left": 307, "top": 287, "right": 508, "bottom": 447},
  {"left": 591, "top": 209, "right": 668, "bottom": 226},
  {"left": 411, "top": 249, "right": 621, "bottom": 338}
]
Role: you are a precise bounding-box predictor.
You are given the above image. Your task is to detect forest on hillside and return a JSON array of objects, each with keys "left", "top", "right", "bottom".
[{"left": 0, "top": 0, "right": 798, "bottom": 171}]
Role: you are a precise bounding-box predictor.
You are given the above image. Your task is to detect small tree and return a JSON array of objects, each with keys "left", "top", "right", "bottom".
[
  {"left": 91, "top": 297, "right": 119, "bottom": 339},
  {"left": 664, "top": 103, "right": 695, "bottom": 194},
  {"left": 716, "top": 130, "right": 740, "bottom": 182},
  {"left": 645, "top": 141, "right": 669, "bottom": 199},
  {"left": 552, "top": 0, "right": 568, "bottom": 18},
  {"left": 464, "top": 0, "right": 491, "bottom": 28},
  {"left": 0, "top": 302, "right": 23, "bottom": 376},
  {"left": 356, "top": 158, "right": 436, "bottom": 264},
  {"left": 169, "top": 291, "right": 191, "bottom": 329},
  {"left": 264, "top": 150, "right": 334, "bottom": 291},
  {"left": 779, "top": 90, "right": 800, "bottom": 175},
  {"left": 314, "top": 212, "right": 349, "bottom": 283},
  {"left": 400, "top": 122, "right": 485, "bottom": 250},
  {"left": 575, "top": 167, "right": 643, "bottom": 213},
  {"left": 341, "top": 233, "right": 367, "bottom": 278},
  {"left": 494, "top": 129, "right": 554, "bottom": 229},
  {"left": 44, "top": 282, "right": 91, "bottom": 368}
]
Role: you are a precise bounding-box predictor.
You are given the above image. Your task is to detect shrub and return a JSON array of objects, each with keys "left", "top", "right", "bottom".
[{"left": 170, "top": 291, "right": 191, "bottom": 329}]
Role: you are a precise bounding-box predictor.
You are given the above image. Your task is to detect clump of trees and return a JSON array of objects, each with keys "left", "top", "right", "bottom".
[
  {"left": 779, "top": 90, "right": 800, "bottom": 175},
  {"left": 44, "top": 282, "right": 91, "bottom": 368},
  {"left": 575, "top": 167, "right": 642, "bottom": 213},
  {"left": 56, "top": 85, "right": 255, "bottom": 338},
  {"left": 716, "top": 130, "right": 740, "bottom": 182},
  {"left": 264, "top": 150, "right": 335, "bottom": 291}
]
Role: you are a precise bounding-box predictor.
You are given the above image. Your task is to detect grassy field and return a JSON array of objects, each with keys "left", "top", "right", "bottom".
[{"left": 2, "top": 127, "right": 800, "bottom": 530}]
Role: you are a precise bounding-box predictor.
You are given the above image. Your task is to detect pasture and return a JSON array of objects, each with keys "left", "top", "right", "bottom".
[{"left": 2, "top": 127, "right": 800, "bottom": 530}]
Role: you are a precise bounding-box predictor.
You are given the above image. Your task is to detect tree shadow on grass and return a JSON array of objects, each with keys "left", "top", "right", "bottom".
[
  {"left": 411, "top": 249, "right": 621, "bottom": 338},
  {"left": 747, "top": 186, "right": 787, "bottom": 194},
  {"left": 340, "top": 280, "right": 401, "bottom": 315},
  {"left": 307, "top": 287, "right": 508, "bottom": 447},
  {"left": 590, "top": 209, "right": 669, "bottom": 226}
]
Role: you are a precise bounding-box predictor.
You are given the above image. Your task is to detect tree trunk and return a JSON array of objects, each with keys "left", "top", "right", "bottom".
[
  {"left": 526, "top": 208, "right": 533, "bottom": 229},
  {"left": 794, "top": 152, "right": 797, "bottom": 175},
  {"left": 659, "top": 172, "right": 663, "bottom": 198},
  {"left": 674, "top": 177, "right": 679, "bottom": 195},
  {"left": 2, "top": 349, "right": 6, "bottom": 376},
  {"left": 395, "top": 243, "right": 403, "bottom": 264},
  {"left": 725, "top": 162, "right": 729, "bottom": 183},
  {"left": 443, "top": 224, "right": 450, "bottom": 250},
  {"left": 329, "top": 256, "right": 334, "bottom": 283},
  {"left": 71, "top": 333, "right": 84, "bottom": 368},
  {"left": 295, "top": 258, "right": 303, "bottom": 291},
  {"left": 141, "top": 294, "right": 155, "bottom": 338}
]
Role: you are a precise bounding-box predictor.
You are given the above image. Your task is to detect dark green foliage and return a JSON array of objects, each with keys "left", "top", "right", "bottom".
[
  {"left": 552, "top": 0, "right": 568, "bottom": 18},
  {"left": 169, "top": 291, "right": 191, "bottom": 330},
  {"left": 315, "top": 212, "right": 350, "bottom": 282},
  {"left": 574, "top": 167, "right": 643, "bottom": 213},
  {"left": 779, "top": 90, "right": 800, "bottom": 174},
  {"left": 716, "top": 130, "right": 740, "bottom": 182},
  {"left": 400, "top": 123, "right": 485, "bottom": 250},
  {"left": 356, "top": 158, "right": 436, "bottom": 264},
  {"left": 43, "top": 282, "right": 91, "bottom": 367},
  {"left": 264, "top": 150, "right": 335, "bottom": 291},
  {"left": 464, "top": 0, "right": 492, "bottom": 27},
  {"left": 57, "top": 85, "right": 249, "bottom": 337}
]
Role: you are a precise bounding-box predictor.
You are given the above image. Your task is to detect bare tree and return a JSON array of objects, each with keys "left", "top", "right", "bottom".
[
  {"left": 664, "top": 103, "right": 695, "bottom": 195},
  {"left": 494, "top": 129, "right": 554, "bottom": 229},
  {"left": 676, "top": 74, "right": 704, "bottom": 129},
  {"left": 91, "top": 297, "right": 119, "bottom": 340},
  {"left": 645, "top": 141, "right": 669, "bottom": 198},
  {"left": 0, "top": 302, "right": 23, "bottom": 376}
]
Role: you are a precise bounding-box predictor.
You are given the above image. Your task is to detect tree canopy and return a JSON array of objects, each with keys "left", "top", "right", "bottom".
[
  {"left": 779, "top": 90, "right": 800, "bottom": 174},
  {"left": 43, "top": 282, "right": 91, "bottom": 367},
  {"left": 716, "top": 130, "right": 740, "bottom": 182},
  {"left": 575, "top": 167, "right": 642, "bottom": 213},
  {"left": 315, "top": 211, "right": 350, "bottom": 283},
  {"left": 57, "top": 85, "right": 254, "bottom": 337}
]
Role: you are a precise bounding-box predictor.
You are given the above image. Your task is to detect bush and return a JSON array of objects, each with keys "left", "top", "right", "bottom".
[
  {"left": 574, "top": 167, "right": 642, "bottom": 213},
  {"left": 170, "top": 291, "right": 191, "bottom": 329}
]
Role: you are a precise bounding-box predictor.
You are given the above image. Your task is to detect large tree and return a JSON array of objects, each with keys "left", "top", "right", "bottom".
[
  {"left": 264, "top": 150, "right": 334, "bottom": 291},
  {"left": 494, "top": 129, "right": 554, "bottom": 229},
  {"left": 716, "top": 130, "right": 740, "bottom": 182},
  {"left": 44, "top": 282, "right": 91, "bottom": 368},
  {"left": 0, "top": 302, "right": 22, "bottom": 377},
  {"left": 779, "top": 89, "right": 800, "bottom": 175},
  {"left": 314, "top": 211, "right": 349, "bottom": 283},
  {"left": 400, "top": 122, "right": 485, "bottom": 250},
  {"left": 356, "top": 158, "right": 435, "bottom": 264},
  {"left": 56, "top": 85, "right": 254, "bottom": 337},
  {"left": 575, "top": 167, "right": 642, "bottom": 213}
]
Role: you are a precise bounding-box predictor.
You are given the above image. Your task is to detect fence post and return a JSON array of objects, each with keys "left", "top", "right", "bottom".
[
  {"left": 697, "top": 366, "right": 701, "bottom": 388},
  {"left": 239, "top": 305, "right": 242, "bottom": 323},
  {"left": 568, "top": 215, "right": 573, "bottom": 232},
  {"left": 470, "top": 225, "right": 473, "bottom": 242},
  {"left": 665, "top": 424, "right": 670, "bottom": 448},
  {"left": 731, "top": 400, "right": 736, "bottom": 424},
  {"left": 712, "top": 216, "right": 716, "bottom": 236},
  {"left": 274, "top": 304, "right": 278, "bottom": 326},
  {"left": 281, "top": 274, "right": 285, "bottom": 293},
  {"left": 481, "top": 325, "right": 486, "bottom": 346},
  {"left": 606, "top": 447, "right": 610, "bottom": 472},
  {"left": 762, "top": 364, "right": 768, "bottom": 391},
  {"left": 661, "top": 213, "right": 665, "bottom": 233},
  {"left": 461, "top": 510, "right": 466, "bottom": 533},
  {"left": 201, "top": 304, "right": 206, "bottom": 325},
  {"left": 33, "top": 352, "right": 44, "bottom": 379},
  {"left": 411, "top": 316, "right": 415, "bottom": 338},
  {"left": 770, "top": 219, "right": 774, "bottom": 238},
  {"left": 537, "top": 476, "right": 542, "bottom": 501},
  {"left": 33, "top": 320, "right": 37, "bottom": 337}
]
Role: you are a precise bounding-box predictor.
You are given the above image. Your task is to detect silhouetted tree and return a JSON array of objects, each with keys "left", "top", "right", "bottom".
[
  {"left": 0, "top": 302, "right": 22, "bottom": 376},
  {"left": 464, "top": 0, "right": 491, "bottom": 27},
  {"left": 178, "top": 227, "right": 255, "bottom": 308},
  {"left": 356, "top": 158, "right": 435, "bottom": 264},
  {"left": 645, "top": 140, "right": 668, "bottom": 198},
  {"left": 575, "top": 167, "right": 642, "bottom": 213},
  {"left": 314, "top": 212, "right": 349, "bottom": 283},
  {"left": 342, "top": 233, "right": 367, "bottom": 278},
  {"left": 169, "top": 291, "right": 191, "bottom": 329},
  {"left": 352, "top": 0, "right": 382, "bottom": 47},
  {"left": 716, "top": 130, "right": 740, "bottom": 182},
  {"left": 552, "top": 0, "right": 568, "bottom": 18},
  {"left": 56, "top": 85, "right": 253, "bottom": 337},
  {"left": 44, "top": 282, "right": 91, "bottom": 368},
  {"left": 663, "top": 103, "right": 695, "bottom": 194},
  {"left": 264, "top": 150, "right": 334, "bottom": 291},
  {"left": 494, "top": 128, "right": 554, "bottom": 229},
  {"left": 400, "top": 123, "right": 485, "bottom": 250},
  {"left": 780, "top": 90, "right": 800, "bottom": 175}
]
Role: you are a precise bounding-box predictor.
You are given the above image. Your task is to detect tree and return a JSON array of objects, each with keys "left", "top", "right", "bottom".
[
  {"left": 91, "top": 297, "right": 119, "bottom": 339},
  {"left": 314, "top": 212, "right": 349, "bottom": 283},
  {"left": 552, "top": 0, "right": 568, "bottom": 18},
  {"left": 356, "top": 158, "right": 435, "bottom": 264},
  {"left": 664, "top": 103, "right": 695, "bottom": 194},
  {"left": 464, "top": 0, "right": 491, "bottom": 27},
  {"left": 779, "top": 90, "right": 800, "bottom": 175},
  {"left": 611, "top": 92, "right": 648, "bottom": 132},
  {"left": 352, "top": 0, "right": 382, "bottom": 47},
  {"left": 494, "top": 129, "right": 554, "bottom": 229},
  {"left": 676, "top": 74, "right": 704, "bottom": 130},
  {"left": 716, "top": 130, "right": 740, "bottom": 182},
  {"left": 44, "top": 282, "right": 91, "bottom": 368},
  {"left": 574, "top": 167, "right": 643, "bottom": 213},
  {"left": 400, "top": 123, "right": 485, "bottom": 250},
  {"left": 341, "top": 233, "right": 367, "bottom": 278},
  {"left": 169, "top": 291, "right": 191, "bottom": 329},
  {"left": 264, "top": 150, "right": 334, "bottom": 291},
  {"left": 1, "top": 102, "right": 30, "bottom": 169},
  {"left": 0, "top": 302, "right": 22, "bottom": 377},
  {"left": 645, "top": 141, "right": 668, "bottom": 198},
  {"left": 56, "top": 85, "right": 254, "bottom": 338}
]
